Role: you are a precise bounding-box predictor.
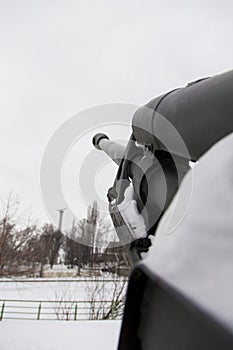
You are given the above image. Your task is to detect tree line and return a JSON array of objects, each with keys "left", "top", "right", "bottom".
[{"left": 0, "top": 193, "right": 130, "bottom": 278}]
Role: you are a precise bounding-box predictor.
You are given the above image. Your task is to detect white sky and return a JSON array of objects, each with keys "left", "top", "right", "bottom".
[{"left": 0, "top": 0, "right": 233, "bottom": 228}]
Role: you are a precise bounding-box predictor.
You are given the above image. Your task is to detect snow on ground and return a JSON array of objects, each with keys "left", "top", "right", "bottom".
[
  {"left": 0, "top": 277, "right": 124, "bottom": 301},
  {"left": 0, "top": 320, "right": 121, "bottom": 350},
  {"left": 0, "top": 275, "right": 125, "bottom": 347},
  {"left": 0, "top": 279, "right": 90, "bottom": 300},
  {"left": 0, "top": 277, "right": 127, "bottom": 321}
]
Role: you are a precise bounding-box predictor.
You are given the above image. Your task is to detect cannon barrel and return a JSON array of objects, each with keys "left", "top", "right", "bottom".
[
  {"left": 92, "top": 70, "right": 233, "bottom": 261},
  {"left": 92, "top": 133, "right": 126, "bottom": 166},
  {"left": 133, "top": 70, "right": 233, "bottom": 161}
]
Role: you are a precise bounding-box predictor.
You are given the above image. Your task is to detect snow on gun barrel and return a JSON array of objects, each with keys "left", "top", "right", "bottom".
[
  {"left": 117, "top": 183, "right": 147, "bottom": 240},
  {"left": 93, "top": 70, "right": 233, "bottom": 250},
  {"left": 93, "top": 69, "right": 233, "bottom": 350},
  {"left": 92, "top": 133, "right": 147, "bottom": 241},
  {"left": 93, "top": 128, "right": 189, "bottom": 263}
]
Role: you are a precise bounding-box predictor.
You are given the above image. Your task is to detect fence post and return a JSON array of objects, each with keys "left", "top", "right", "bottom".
[
  {"left": 111, "top": 303, "right": 115, "bottom": 320},
  {"left": 0, "top": 302, "right": 5, "bottom": 321},
  {"left": 37, "top": 302, "right": 42, "bottom": 320},
  {"left": 74, "top": 303, "right": 78, "bottom": 321}
]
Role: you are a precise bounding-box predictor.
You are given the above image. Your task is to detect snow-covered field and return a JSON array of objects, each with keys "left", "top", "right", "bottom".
[
  {"left": 0, "top": 277, "right": 127, "bottom": 321},
  {"left": 0, "top": 320, "right": 121, "bottom": 350},
  {"left": 0, "top": 275, "right": 127, "bottom": 300},
  {"left": 0, "top": 278, "right": 96, "bottom": 300},
  {"left": 0, "top": 278, "right": 124, "bottom": 349}
]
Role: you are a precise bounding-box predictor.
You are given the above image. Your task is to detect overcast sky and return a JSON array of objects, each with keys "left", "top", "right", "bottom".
[{"left": 0, "top": 0, "right": 233, "bottom": 229}]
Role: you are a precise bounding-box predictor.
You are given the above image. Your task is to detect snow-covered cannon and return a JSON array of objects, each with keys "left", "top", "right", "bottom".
[
  {"left": 93, "top": 70, "right": 233, "bottom": 263},
  {"left": 93, "top": 130, "right": 190, "bottom": 263},
  {"left": 92, "top": 133, "right": 126, "bottom": 165},
  {"left": 93, "top": 70, "right": 233, "bottom": 350}
]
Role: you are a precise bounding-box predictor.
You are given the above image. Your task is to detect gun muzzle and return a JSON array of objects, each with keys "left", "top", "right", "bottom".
[{"left": 92, "top": 133, "right": 126, "bottom": 165}]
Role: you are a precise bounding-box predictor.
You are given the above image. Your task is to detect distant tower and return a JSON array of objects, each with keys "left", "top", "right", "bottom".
[{"left": 57, "top": 208, "right": 66, "bottom": 232}]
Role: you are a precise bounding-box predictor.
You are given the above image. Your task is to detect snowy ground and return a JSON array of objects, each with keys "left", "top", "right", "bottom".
[
  {"left": 0, "top": 275, "right": 127, "bottom": 300},
  {"left": 0, "top": 277, "right": 123, "bottom": 349},
  {"left": 0, "top": 320, "right": 121, "bottom": 350},
  {"left": 0, "top": 278, "right": 97, "bottom": 300},
  {"left": 0, "top": 277, "right": 127, "bottom": 321}
]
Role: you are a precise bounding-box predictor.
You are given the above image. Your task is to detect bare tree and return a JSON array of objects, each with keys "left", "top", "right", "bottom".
[
  {"left": 51, "top": 282, "right": 77, "bottom": 320},
  {"left": 64, "top": 218, "right": 91, "bottom": 276},
  {"left": 85, "top": 201, "right": 98, "bottom": 268},
  {"left": 0, "top": 193, "right": 37, "bottom": 276},
  {"left": 40, "top": 223, "right": 63, "bottom": 269},
  {"left": 24, "top": 233, "right": 46, "bottom": 277},
  {"left": 83, "top": 202, "right": 115, "bottom": 264},
  {"left": 65, "top": 203, "right": 100, "bottom": 272},
  {"left": 86, "top": 273, "right": 127, "bottom": 320},
  {"left": 63, "top": 202, "right": 121, "bottom": 275}
]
